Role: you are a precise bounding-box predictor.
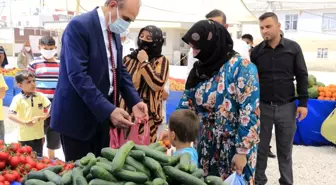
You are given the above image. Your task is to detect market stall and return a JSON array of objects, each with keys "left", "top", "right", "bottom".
[{"left": 166, "top": 76, "right": 336, "bottom": 146}]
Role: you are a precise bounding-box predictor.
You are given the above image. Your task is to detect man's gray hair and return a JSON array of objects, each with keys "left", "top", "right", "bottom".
[{"left": 105, "top": 0, "right": 124, "bottom": 8}]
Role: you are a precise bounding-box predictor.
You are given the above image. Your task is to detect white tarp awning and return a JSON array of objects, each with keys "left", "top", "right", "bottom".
[{"left": 44, "top": 0, "right": 256, "bottom": 23}]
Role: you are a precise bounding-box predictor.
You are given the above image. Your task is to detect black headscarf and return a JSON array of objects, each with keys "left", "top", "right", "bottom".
[
  {"left": 182, "top": 20, "right": 236, "bottom": 89},
  {"left": 129, "top": 25, "right": 164, "bottom": 61},
  {"left": 0, "top": 46, "right": 8, "bottom": 68}
]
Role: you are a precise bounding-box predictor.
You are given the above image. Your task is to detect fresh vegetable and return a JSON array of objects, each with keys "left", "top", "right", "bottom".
[{"left": 111, "top": 141, "right": 134, "bottom": 172}]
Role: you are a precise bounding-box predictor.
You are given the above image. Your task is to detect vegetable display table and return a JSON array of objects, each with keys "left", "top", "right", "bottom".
[
  {"left": 167, "top": 91, "right": 336, "bottom": 146},
  {"left": 3, "top": 76, "right": 21, "bottom": 107}
]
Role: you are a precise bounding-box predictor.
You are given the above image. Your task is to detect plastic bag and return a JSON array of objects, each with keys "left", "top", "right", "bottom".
[
  {"left": 109, "top": 119, "right": 150, "bottom": 148},
  {"left": 120, "top": 119, "right": 150, "bottom": 146},
  {"left": 321, "top": 107, "right": 336, "bottom": 144},
  {"left": 224, "top": 172, "right": 246, "bottom": 185}
]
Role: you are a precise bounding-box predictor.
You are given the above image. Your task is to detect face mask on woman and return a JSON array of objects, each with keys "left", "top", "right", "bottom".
[
  {"left": 108, "top": 7, "right": 130, "bottom": 34},
  {"left": 41, "top": 49, "right": 56, "bottom": 59},
  {"left": 25, "top": 47, "right": 31, "bottom": 52}
]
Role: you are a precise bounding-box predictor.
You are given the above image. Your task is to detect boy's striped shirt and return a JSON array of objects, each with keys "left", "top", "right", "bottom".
[{"left": 28, "top": 57, "right": 60, "bottom": 99}]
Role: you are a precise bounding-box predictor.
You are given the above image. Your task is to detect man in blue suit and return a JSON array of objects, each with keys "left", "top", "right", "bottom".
[{"left": 50, "top": 0, "right": 147, "bottom": 161}]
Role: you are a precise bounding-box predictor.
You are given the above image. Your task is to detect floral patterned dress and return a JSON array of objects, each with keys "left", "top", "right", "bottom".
[{"left": 177, "top": 55, "right": 260, "bottom": 184}]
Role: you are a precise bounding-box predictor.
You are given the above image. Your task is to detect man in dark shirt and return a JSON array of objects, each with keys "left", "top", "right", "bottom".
[{"left": 252, "top": 12, "right": 308, "bottom": 185}]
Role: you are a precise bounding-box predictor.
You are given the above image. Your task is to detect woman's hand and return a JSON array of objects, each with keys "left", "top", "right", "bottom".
[
  {"left": 232, "top": 154, "right": 247, "bottom": 175},
  {"left": 137, "top": 50, "right": 149, "bottom": 62}
]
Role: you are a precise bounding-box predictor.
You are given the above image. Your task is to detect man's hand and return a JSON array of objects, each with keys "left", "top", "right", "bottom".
[
  {"left": 110, "top": 108, "right": 133, "bottom": 129},
  {"left": 132, "top": 102, "right": 148, "bottom": 121},
  {"left": 232, "top": 154, "right": 247, "bottom": 175},
  {"left": 296, "top": 107, "right": 308, "bottom": 122}
]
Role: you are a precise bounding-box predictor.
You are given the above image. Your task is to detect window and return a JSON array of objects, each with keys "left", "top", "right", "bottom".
[
  {"left": 17, "top": 21, "right": 21, "bottom": 27},
  {"left": 317, "top": 48, "right": 328, "bottom": 58},
  {"left": 163, "top": 32, "right": 166, "bottom": 46},
  {"left": 285, "top": 14, "right": 298, "bottom": 30},
  {"left": 322, "top": 13, "right": 336, "bottom": 31},
  {"left": 26, "top": 21, "right": 29, "bottom": 26}
]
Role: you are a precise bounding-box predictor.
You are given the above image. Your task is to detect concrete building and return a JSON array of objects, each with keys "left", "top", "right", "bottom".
[{"left": 243, "top": 0, "right": 336, "bottom": 71}]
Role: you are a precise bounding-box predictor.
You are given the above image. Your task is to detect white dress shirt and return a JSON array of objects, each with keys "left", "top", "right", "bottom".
[
  {"left": 97, "top": 7, "right": 117, "bottom": 95},
  {"left": 187, "top": 39, "right": 251, "bottom": 76}
]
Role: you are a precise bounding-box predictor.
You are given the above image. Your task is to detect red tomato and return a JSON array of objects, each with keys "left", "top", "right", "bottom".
[
  {"left": 9, "top": 156, "right": 20, "bottom": 168},
  {"left": 25, "top": 157, "right": 36, "bottom": 168},
  {"left": 11, "top": 171, "right": 20, "bottom": 180},
  {"left": 31, "top": 168, "right": 37, "bottom": 171},
  {"left": 36, "top": 162, "right": 45, "bottom": 170},
  {"left": 17, "top": 177, "right": 23, "bottom": 182},
  {"left": 8, "top": 143, "right": 20, "bottom": 152},
  {"left": 0, "top": 140, "right": 3, "bottom": 146},
  {"left": 3, "top": 181, "right": 9, "bottom": 185},
  {"left": 0, "top": 182, "right": 4, "bottom": 185},
  {"left": 67, "top": 163, "right": 74, "bottom": 169},
  {"left": 19, "top": 147, "right": 28, "bottom": 154},
  {"left": 19, "top": 155, "right": 26, "bottom": 164},
  {"left": 25, "top": 146, "right": 32, "bottom": 154},
  {"left": 0, "top": 161, "right": 6, "bottom": 170},
  {"left": 0, "top": 152, "right": 9, "bottom": 161},
  {"left": 42, "top": 157, "right": 51, "bottom": 164},
  {"left": 24, "top": 163, "right": 32, "bottom": 171},
  {"left": 4, "top": 174, "right": 15, "bottom": 183},
  {"left": 0, "top": 175, "right": 5, "bottom": 182}
]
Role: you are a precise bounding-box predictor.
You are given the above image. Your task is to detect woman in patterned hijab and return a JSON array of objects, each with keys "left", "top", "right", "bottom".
[{"left": 120, "top": 25, "right": 169, "bottom": 143}]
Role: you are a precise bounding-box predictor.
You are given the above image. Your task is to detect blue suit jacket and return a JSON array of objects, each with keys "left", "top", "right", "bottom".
[{"left": 50, "top": 8, "right": 141, "bottom": 141}]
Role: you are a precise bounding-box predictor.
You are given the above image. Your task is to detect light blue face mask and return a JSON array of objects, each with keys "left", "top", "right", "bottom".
[{"left": 108, "top": 7, "right": 130, "bottom": 34}]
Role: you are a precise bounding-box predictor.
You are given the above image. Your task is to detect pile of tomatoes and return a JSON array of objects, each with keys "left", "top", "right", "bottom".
[{"left": 0, "top": 140, "right": 73, "bottom": 184}]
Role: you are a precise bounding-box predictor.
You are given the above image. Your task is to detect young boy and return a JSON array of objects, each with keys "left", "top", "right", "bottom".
[
  {"left": 28, "top": 36, "right": 61, "bottom": 159},
  {"left": 168, "top": 109, "right": 199, "bottom": 166},
  {"left": 0, "top": 74, "right": 7, "bottom": 142},
  {"left": 8, "top": 70, "right": 50, "bottom": 156}
]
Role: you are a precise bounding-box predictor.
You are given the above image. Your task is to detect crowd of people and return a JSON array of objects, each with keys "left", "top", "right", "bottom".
[{"left": 0, "top": 0, "right": 310, "bottom": 184}]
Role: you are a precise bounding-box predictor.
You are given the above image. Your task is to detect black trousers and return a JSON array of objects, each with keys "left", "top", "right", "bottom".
[
  {"left": 60, "top": 120, "right": 110, "bottom": 162},
  {"left": 255, "top": 102, "right": 297, "bottom": 185}
]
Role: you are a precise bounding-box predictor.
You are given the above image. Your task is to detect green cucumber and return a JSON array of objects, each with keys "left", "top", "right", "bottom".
[
  {"left": 124, "top": 182, "right": 137, "bottom": 185},
  {"left": 101, "top": 147, "right": 117, "bottom": 160},
  {"left": 169, "top": 155, "right": 181, "bottom": 166},
  {"left": 189, "top": 163, "right": 197, "bottom": 173},
  {"left": 72, "top": 167, "right": 83, "bottom": 185},
  {"left": 86, "top": 152, "right": 95, "bottom": 158},
  {"left": 40, "top": 165, "right": 63, "bottom": 174},
  {"left": 152, "top": 178, "right": 168, "bottom": 185},
  {"left": 82, "top": 157, "right": 97, "bottom": 176},
  {"left": 80, "top": 156, "right": 91, "bottom": 165},
  {"left": 134, "top": 145, "right": 171, "bottom": 163},
  {"left": 27, "top": 171, "right": 48, "bottom": 181},
  {"left": 102, "top": 147, "right": 150, "bottom": 176},
  {"left": 60, "top": 170, "right": 72, "bottom": 185},
  {"left": 96, "top": 161, "right": 114, "bottom": 174},
  {"left": 97, "top": 157, "right": 110, "bottom": 162},
  {"left": 90, "top": 165, "right": 118, "bottom": 182},
  {"left": 46, "top": 182, "right": 56, "bottom": 185},
  {"left": 25, "top": 179, "right": 47, "bottom": 185},
  {"left": 111, "top": 141, "right": 135, "bottom": 172},
  {"left": 123, "top": 164, "right": 137, "bottom": 172},
  {"left": 85, "top": 173, "right": 94, "bottom": 182},
  {"left": 88, "top": 179, "right": 126, "bottom": 185},
  {"left": 191, "top": 169, "right": 204, "bottom": 178},
  {"left": 75, "top": 176, "right": 88, "bottom": 185},
  {"left": 125, "top": 156, "right": 151, "bottom": 177},
  {"left": 178, "top": 152, "right": 191, "bottom": 172},
  {"left": 163, "top": 166, "right": 206, "bottom": 185},
  {"left": 148, "top": 142, "right": 161, "bottom": 149},
  {"left": 128, "top": 150, "right": 146, "bottom": 161},
  {"left": 205, "top": 176, "right": 226, "bottom": 185},
  {"left": 154, "top": 146, "right": 165, "bottom": 152},
  {"left": 75, "top": 160, "right": 85, "bottom": 168},
  {"left": 43, "top": 170, "right": 62, "bottom": 185},
  {"left": 142, "top": 157, "right": 166, "bottom": 180},
  {"left": 114, "top": 169, "right": 149, "bottom": 184},
  {"left": 144, "top": 181, "right": 153, "bottom": 185}
]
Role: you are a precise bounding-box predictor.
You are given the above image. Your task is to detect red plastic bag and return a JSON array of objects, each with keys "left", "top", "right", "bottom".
[{"left": 109, "top": 119, "right": 150, "bottom": 148}]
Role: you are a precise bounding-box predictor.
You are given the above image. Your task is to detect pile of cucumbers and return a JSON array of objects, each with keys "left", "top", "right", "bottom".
[{"left": 22, "top": 141, "right": 227, "bottom": 185}]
